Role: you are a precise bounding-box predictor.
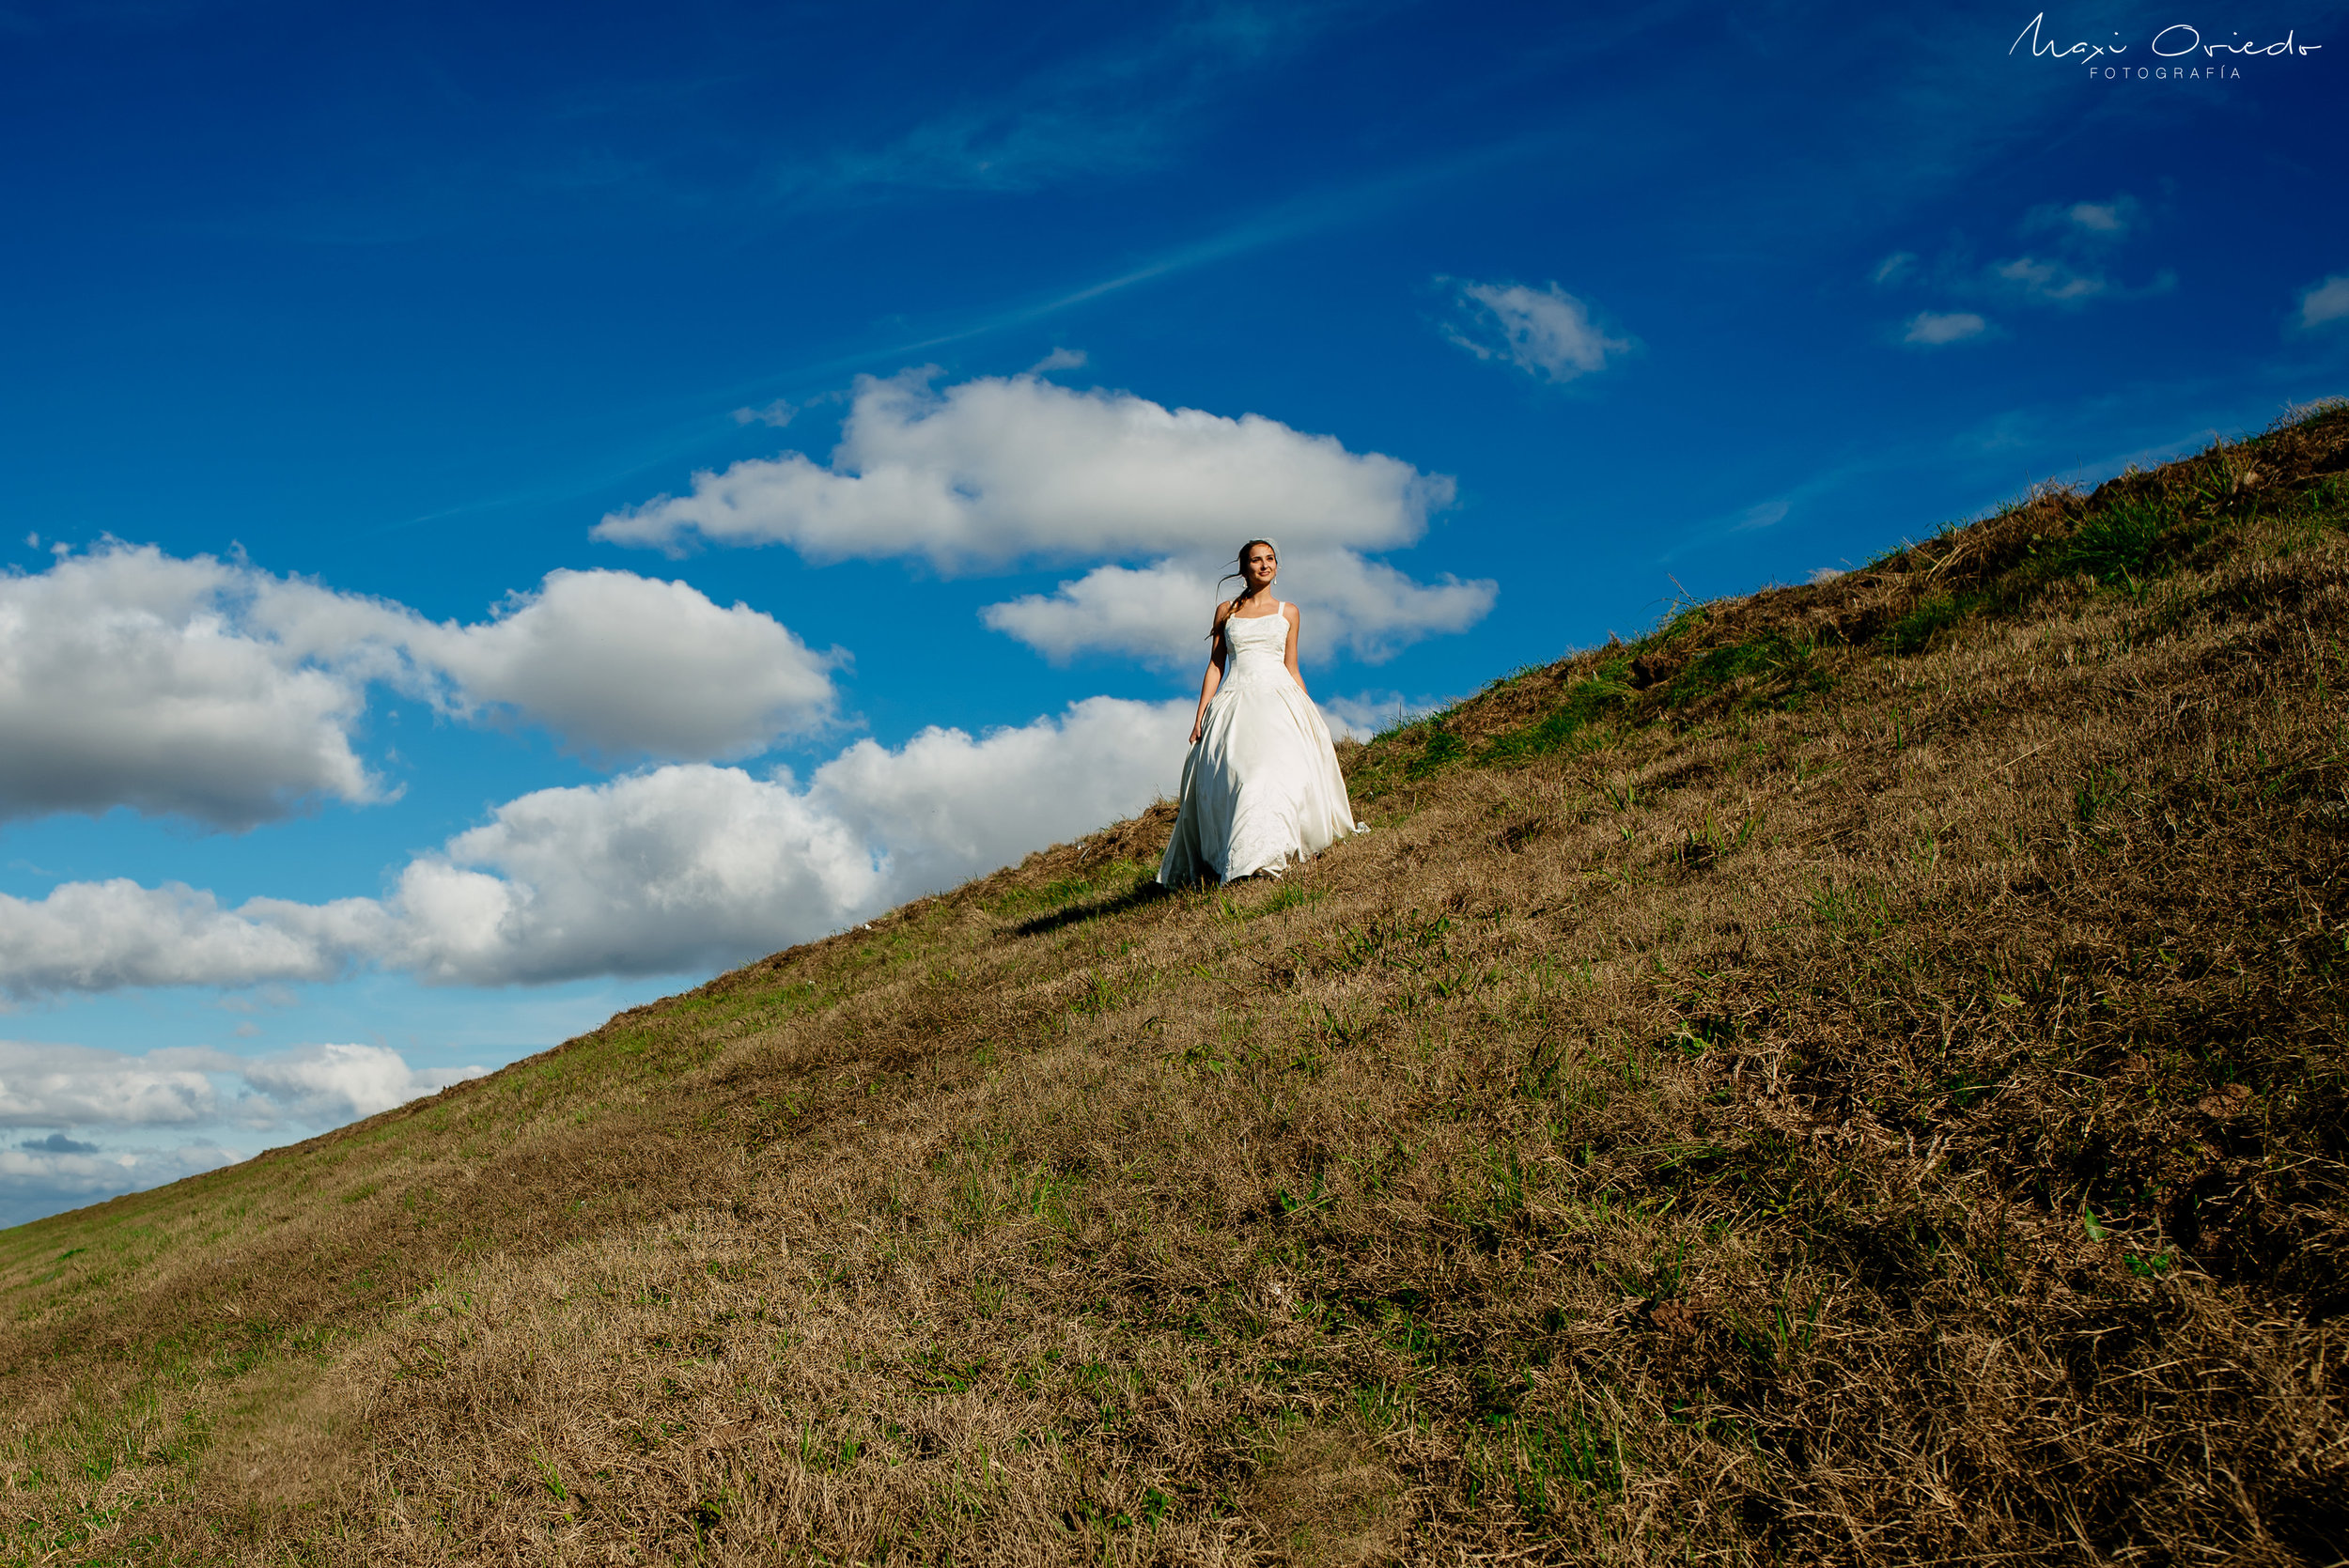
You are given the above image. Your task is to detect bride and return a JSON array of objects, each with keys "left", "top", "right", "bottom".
[{"left": 1159, "top": 539, "right": 1363, "bottom": 886}]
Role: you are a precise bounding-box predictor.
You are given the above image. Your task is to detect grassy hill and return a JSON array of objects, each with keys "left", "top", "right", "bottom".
[{"left": 6, "top": 402, "right": 2347, "bottom": 1566}]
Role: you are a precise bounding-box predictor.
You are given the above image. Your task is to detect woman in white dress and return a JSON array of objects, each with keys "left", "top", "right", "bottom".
[{"left": 1159, "top": 539, "right": 1363, "bottom": 886}]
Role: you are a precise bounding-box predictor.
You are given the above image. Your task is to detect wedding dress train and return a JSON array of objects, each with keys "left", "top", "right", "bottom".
[{"left": 1159, "top": 604, "right": 1362, "bottom": 886}]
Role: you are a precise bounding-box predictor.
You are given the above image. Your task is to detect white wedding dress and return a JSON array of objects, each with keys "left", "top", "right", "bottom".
[{"left": 1159, "top": 603, "right": 1363, "bottom": 885}]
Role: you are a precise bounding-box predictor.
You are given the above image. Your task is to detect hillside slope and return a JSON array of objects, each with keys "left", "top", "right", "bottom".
[{"left": 6, "top": 403, "right": 2347, "bottom": 1566}]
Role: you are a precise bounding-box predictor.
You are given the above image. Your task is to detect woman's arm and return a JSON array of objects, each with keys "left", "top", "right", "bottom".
[
  {"left": 1283, "top": 602, "right": 1309, "bottom": 699},
  {"left": 1189, "top": 602, "right": 1232, "bottom": 745}
]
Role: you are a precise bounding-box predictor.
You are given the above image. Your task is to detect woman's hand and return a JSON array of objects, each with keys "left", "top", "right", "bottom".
[{"left": 1189, "top": 714, "right": 1206, "bottom": 745}]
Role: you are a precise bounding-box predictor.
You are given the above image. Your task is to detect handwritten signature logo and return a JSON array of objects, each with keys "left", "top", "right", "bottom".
[{"left": 2011, "top": 13, "right": 2323, "bottom": 66}]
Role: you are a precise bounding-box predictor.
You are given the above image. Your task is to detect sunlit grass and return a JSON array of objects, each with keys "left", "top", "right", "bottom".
[{"left": 3, "top": 403, "right": 2346, "bottom": 1563}]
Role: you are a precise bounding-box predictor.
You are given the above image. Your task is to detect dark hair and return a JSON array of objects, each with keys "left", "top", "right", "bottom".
[{"left": 1207, "top": 538, "right": 1280, "bottom": 639}]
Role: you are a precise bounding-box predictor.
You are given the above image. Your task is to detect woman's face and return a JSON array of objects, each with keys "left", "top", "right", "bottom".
[{"left": 1243, "top": 544, "right": 1278, "bottom": 587}]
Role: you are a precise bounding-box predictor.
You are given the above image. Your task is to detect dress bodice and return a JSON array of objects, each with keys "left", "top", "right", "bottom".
[{"left": 1221, "top": 606, "right": 1290, "bottom": 690}]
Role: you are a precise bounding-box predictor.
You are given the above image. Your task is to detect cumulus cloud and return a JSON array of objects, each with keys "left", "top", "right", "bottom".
[
  {"left": 239, "top": 1042, "right": 482, "bottom": 1124},
  {"left": 1316, "top": 691, "right": 1442, "bottom": 741},
  {"left": 0, "top": 1039, "right": 480, "bottom": 1226},
  {"left": 1903, "top": 310, "right": 1989, "bottom": 346},
  {"left": 1442, "top": 280, "right": 1635, "bottom": 383},
  {"left": 980, "top": 550, "right": 1494, "bottom": 667},
  {"left": 2298, "top": 274, "right": 2349, "bottom": 330},
  {"left": 593, "top": 368, "right": 1484, "bottom": 665},
  {"left": 0, "top": 880, "right": 386, "bottom": 996},
  {"left": 385, "top": 695, "right": 1191, "bottom": 985},
  {"left": 0, "top": 1037, "right": 478, "bottom": 1130},
  {"left": 383, "top": 763, "right": 880, "bottom": 986},
  {"left": 0, "top": 546, "right": 839, "bottom": 826},
  {"left": 0, "top": 1139, "right": 241, "bottom": 1228},
  {"left": 0, "top": 545, "right": 381, "bottom": 827},
  {"left": 0, "top": 1039, "right": 224, "bottom": 1126},
  {"left": 811, "top": 695, "right": 1188, "bottom": 905},
  {"left": 980, "top": 561, "right": 1207, "bottom": 663},
  {"left": 392, "top": 569, "right": 841, "bottom": 762},
  {"left": 594, "top": 368, "right": 1453, "bottom": 567},
  {"left": 3, "top": 696, "right": 1198, "bottom": 994}
]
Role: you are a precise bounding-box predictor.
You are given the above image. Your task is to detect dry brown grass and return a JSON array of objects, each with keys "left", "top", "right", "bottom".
[{"left": 5, "top": 404, "right": 2348, "bottom": 1565}]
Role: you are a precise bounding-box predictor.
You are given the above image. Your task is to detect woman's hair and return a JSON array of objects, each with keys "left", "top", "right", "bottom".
[{"left": 1208, "top": 538, "right": 1279, "bottom": 638}]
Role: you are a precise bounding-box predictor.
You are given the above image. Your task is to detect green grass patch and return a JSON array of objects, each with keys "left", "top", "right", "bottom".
[
  {"left": 2051, "top": 495, "right": 2178, "bottom": 584},
  {"left": 1482, "top": 667, "right": 1635, "bottom": 765},
  {"left": 988, "top": 859, "right": 1153, "bottom": 916},
  {"left": 1881, "top": 592, "right": 1984, "bottom": 655},
  {"left": 1407, "top": 722, "right": 1469, "bottom": 778},
  {"left": 1251, "top": 884, "right": 1326, "bottom": 918},
  {"left": 1658, "top": 631, "right": 1831, "bottom": 712}
]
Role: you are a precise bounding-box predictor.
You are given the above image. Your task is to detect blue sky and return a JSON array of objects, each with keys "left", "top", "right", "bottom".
[{"left": 3, "top": 0, "right": 2343, "bottom": 1225}]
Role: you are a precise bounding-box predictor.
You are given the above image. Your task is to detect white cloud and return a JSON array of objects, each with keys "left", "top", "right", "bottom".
[
  {"left": 0, "top": 1039, "right": 223, "bottom": 1126},
  {"left": 1983, "top": 254, "right": 2172, "bottom": 311},
  {"left": 1990, "top": 256, "right": 2108, "bottom": 305},
  {"left": 0, "top": 546, "right": 841, "bottom": 826},
  {"left": 732, "top": 398, "right": 798, "bottom": 427},
  {"left": 1877, "top": 196, "right": 2168, "bottom": 344},
  {"left": 2025, "top": 194, "right": 2141, "bottom": 239},
  {"left": 2298, "top": 274, "right": 2349, "bottom": 330},
  {"left": 810, "top": 695, "right": 1187, "bottom": 904},
  {"left": 238, "top": 1042, "right": 481, "bottom": 1124},
  {"left": 0, "top": 879, "right": 386, "bottom": 997},
  {"left": 593, "top": 368, "right": 1483, "bottom": 664},
  {"left": 981, "top": 560, "right": 1210, "bottom": 664},
  {"left": 0, "top": 1138, "right": 241, "bottom": 1228},
  {"left": 594, "top": 367, "right": 1453, "bottom": 567},
  {"left": 0, "top": 697, "right": 1195, "bottom": 994},
  {"left": 1317, "top": 691, "right": 1440, "bottom": 741},
  {"left": 0, "top": 1037, "right": 477, "bottom": 1129},
  {"left": 385, "top": 696, "right": 1191, "bottom": 985},
  {"left": 981, "top": 550, "right": 1494, "bottom": 667},
  {"left": 0, "top": 545, "right": 381, "bottom": 828},
  {"left": 1442, "top": 280, "right": 1634, "bottom": 383},
  {"left": 0, "top": 1040, "right": 479, "bottom": 1226},
  {"left": 1903, "top": 310, "right": 1988, "bottom": 346},
  {"left": 2005, "top": 194, "right": 2146, "bottom": 297},
  {"left": 384, "top": 762, "right": 881, "bottom": 987},
  {"left": 2065, "top": 200, "right": 2128, "bottom": 234},
  {"left": 391, "top": 569, "right": 841, "bottom": 762},
  {"left": 1028, "top": 347, "right": 1087, "bottom": 373}
]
